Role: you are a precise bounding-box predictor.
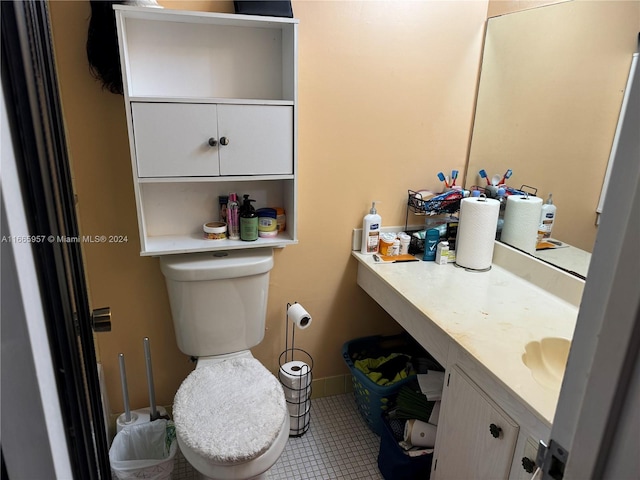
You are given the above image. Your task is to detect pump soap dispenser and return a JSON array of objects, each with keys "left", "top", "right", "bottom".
[
  {"left": 240, "top": 194, "right": 258, "bottom": 241},
  {"left": 361, "top": 201, "right": 382, "bottom": 255}
]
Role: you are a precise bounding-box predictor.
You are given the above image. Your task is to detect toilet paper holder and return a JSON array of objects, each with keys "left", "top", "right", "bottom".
[{"left": 279, "top": 302, "right": 314, "bottom": 437}]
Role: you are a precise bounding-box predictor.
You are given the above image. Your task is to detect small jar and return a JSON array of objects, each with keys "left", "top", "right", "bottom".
[
  {"left": 257, "top": 208, "right": 278, "bottom": 238},
  {"left": 203, "top": 221, "right": 227, "bottom": 240}
]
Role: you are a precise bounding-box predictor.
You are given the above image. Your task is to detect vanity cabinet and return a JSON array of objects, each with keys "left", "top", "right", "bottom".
[
  {"left": 114, "top": 6, "right": 298, "bottom": 255},
  {"left": 433, "top": 366, "right": 519, "bottom": 479}
]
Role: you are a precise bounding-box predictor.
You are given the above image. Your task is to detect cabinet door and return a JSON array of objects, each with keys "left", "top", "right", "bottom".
[
  {"left": 132, "top": 103, "right": 220, "bottom": 177},
  {"left": 434, "top": 367, "right": 519, "bottom": 479},
  {"left": 217, "top": 105, "right": 293, "bottom": 176}
]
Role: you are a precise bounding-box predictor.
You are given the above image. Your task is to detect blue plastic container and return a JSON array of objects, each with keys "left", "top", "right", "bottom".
[{"left": 342, "top": 333, "right": 441, "bottom": 436}]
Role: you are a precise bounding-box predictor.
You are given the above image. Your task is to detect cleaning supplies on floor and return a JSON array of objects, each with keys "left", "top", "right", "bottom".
[{"left": 361, "top": 201, "right": 381, "bottom": 254}]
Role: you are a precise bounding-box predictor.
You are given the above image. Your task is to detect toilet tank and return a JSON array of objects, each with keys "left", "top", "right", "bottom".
[{"left": 159, "top": 249, "right": 274, "bottom": 357}]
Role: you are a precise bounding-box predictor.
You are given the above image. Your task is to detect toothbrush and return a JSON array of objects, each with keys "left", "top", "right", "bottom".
[
  {"left": 451, "top": 170, "right": 459, "bottom": 186},
  {"left": 500, "top": 169, "right": 513, "bottom": 185},
  {"left": 437, "top": 172, "right": 450, "bottom": 188},
  {"left": 479, "top": 169, "right": 491, "bottom": 185}
]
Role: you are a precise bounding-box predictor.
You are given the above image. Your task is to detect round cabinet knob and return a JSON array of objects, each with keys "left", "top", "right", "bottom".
[
  {"left": 489, "top": 423, "right": 502, "bottom": 438},
  {"left": 220, "top": 136, "right": 230, "bottom": 146},
  {"left": 522, "top": 457, "right": 536, "bottom": 474},
  {"left": 208, "top": 138, "right": 218, "bottom": 147}
]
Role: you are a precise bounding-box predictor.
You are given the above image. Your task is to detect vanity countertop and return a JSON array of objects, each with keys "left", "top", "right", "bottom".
[{"left": 352, "top": 249, "right": 580, "bottom": 427}]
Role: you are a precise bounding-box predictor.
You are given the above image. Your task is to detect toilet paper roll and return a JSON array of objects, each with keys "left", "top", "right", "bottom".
[
  {"left": 279, "top": 361, "right": 312, "bottom": 401},
  {"left": 455, "top": 197, "right": 500, "bottom": 271},
  {"left": 403, "top": 419, "right": 438, "bottom": 448},
  {"left": 288, "top": 303, "right": 312, "bottom": 329},
  {"left": 501, "top": 195, "right": 543, "bottom": 254},
  {"left": 289, "top": 410, "right": 311, "bottom": 435},
  {"left": 287, "top": 400, "right": 311, "bottom": 417}
]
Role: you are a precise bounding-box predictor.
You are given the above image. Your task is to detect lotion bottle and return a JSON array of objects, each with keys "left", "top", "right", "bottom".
[
  {"left": 361, "top": 201, "right": 381, "bottom": 254},
  {"left": 539, "top": 193, "right": 557, "bottom": 239}
]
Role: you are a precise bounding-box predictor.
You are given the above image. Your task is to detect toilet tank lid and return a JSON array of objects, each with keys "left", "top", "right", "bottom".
[{"left": 160, "top": 248, "right": 274, "bottom": 282}]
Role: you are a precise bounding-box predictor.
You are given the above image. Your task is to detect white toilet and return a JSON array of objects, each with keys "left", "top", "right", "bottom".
[{"left": 159, "top": 248, "right": 290, "bottom": 480}]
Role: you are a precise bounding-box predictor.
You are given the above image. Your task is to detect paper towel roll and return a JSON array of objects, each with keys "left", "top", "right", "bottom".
[
  {"left": 288, "top": 303, "right": 312, "bottom": 329},
  {"left": 403, "top": 419, "right": 437, "bottom": 448},
  {"left": 501, "top": 195, "right": 543, "bottom": 254},
  {"left": 279, "top": 361, "right": 312, "bottom": 401},
  {"left": 455, "top": 196, "right": 500, "bottom": 271}
]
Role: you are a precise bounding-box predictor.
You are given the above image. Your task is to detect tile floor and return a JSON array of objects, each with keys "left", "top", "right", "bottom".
[{"left": 172, "top": 393, "right": 384, "bottom": 479}]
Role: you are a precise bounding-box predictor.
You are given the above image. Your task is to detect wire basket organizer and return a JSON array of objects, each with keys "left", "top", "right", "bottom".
[
  {"left": 406, "top": 189, "right": 463, "bottom": 216},
  {"left": 278, "top": 303, "right": 314, "bottom": 437}
]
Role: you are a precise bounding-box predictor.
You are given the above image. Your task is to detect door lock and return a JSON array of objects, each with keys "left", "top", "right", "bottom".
[{"left": 92, "top": 307, "right": 111, "bottom": 332}]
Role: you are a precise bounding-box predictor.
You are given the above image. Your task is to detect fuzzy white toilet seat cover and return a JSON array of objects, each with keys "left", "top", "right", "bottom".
[{"left": 173, "top": 357, "right": 287, "bottom": 465}]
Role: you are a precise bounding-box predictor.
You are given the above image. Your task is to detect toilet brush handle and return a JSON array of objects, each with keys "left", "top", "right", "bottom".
[
  {"left": 118, "top": 353, "right": 131, "bottom": 422},
  {"left": 143, "top": 337, "right": 158, "bottom": 420}
]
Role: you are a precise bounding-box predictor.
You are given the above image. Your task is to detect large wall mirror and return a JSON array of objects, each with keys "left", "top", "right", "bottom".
[{"left": 466, "top": 1, "right": 638, "bottom": 278}]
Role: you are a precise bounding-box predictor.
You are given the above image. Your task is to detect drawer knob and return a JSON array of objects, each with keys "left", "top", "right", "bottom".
[
  {"left": 489, "top": 423, "right": 502, "bottom": 438},
  {"left": 208, "top": 138, "right": 218, "bottom": 147},
  {"left": 521, "top": 456, "right": 536, "bottom": 473},
  {"left": 220, "top": 136, "right": 230, "bottom": 146}
]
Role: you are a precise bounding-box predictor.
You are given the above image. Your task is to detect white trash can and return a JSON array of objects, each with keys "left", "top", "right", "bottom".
[{"left": 109, "top": 419, "right": 177, "bottom": 480}]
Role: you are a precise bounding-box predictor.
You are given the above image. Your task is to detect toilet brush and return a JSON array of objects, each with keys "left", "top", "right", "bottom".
[
  {"left": 144, "top": 337, "right": 169, "bottom": 421},
  {"left": 118, "top": 353, "right": 132, "bottom": 423}
]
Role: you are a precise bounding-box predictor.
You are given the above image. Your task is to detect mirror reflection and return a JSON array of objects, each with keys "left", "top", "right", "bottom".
[{"left": 465, "top": 1, "right": 638, "bottom": 278}]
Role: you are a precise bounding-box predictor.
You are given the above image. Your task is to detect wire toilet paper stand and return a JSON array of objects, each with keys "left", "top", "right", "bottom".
[{"left": 279, "top": 302, "right": 314, "bottom": 437}]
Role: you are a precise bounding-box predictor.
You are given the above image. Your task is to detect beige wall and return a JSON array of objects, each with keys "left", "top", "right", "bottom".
[
  {"left": 487, "top": 0, "right": 567, "bottom": 18},
  {"left": 48, "top": 0, "right": 488, "bottom": 412}
]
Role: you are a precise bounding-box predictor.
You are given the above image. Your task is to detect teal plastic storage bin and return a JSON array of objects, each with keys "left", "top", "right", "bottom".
[{"left": 342, "top": 333, "right": 441, "bottom": 436}]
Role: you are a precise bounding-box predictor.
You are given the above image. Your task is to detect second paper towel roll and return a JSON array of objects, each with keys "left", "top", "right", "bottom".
[
  {"left": 404, "top": 419, "right": 437, "bottom": 448},
  {"left": 501, "top": 195, "right": 543, "bottom": 254},
  {"left": 288, "top": 303, "right": 312, "bottom": 329},
  {"left": 455, "top": 197, "right": 500, "bottom": 271}
]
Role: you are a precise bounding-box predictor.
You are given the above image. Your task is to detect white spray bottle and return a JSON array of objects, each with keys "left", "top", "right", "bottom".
[{"left": 361, "top": 201, "right": 381, "bottom": 255}]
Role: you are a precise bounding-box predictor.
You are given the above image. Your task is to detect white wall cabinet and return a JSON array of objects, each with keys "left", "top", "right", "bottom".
[
  {"left": 132, "top": 103, "right": 293, "bottom": 178},
  {"left": 114, "top": 6, "right": 298, "bottom": 255},
  {"left": 433, "top": 366, "right": 519, "bottom": 479}
]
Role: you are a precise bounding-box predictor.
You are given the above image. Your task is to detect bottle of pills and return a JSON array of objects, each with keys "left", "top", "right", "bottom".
[
  {"left": 391, "top": 239, "right": 400, "bottom": 256},
  {"left": 436, "top": 241, "right": 449, "bottom": 265}
]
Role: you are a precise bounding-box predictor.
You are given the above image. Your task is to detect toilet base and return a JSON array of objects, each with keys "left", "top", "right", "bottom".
[{"left": 196, "top": 472, "right": 266, "bottom": 480}]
